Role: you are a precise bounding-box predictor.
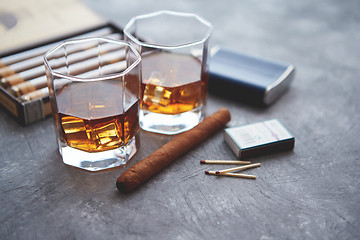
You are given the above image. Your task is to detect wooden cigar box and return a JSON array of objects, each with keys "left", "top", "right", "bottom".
[{"left": 0, "top": 0, "right": 124, "bottom": 125}]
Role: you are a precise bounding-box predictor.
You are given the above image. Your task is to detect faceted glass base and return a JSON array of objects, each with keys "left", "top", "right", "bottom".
[
  {"left": 140, "top": 108, "right": 204, "bottom": 135},
  {"left": 58, "top": 135, "right": 138, "bottom": 171}
]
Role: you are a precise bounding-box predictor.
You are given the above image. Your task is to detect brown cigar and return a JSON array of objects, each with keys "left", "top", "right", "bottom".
[{"left": 116, "top": 108, "right": 231, "bottom": 193}]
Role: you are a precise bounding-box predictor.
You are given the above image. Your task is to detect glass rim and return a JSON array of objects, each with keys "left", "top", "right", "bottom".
[
  {"left": 124, "top": 10, "right": 213, "bottom": 50},
  {"left": 43, "top": 37, "right": 141, "bottom": 82}
]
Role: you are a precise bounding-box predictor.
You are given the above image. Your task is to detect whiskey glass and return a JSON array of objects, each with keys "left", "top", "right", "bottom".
[
  {"left": 124, "top": 11, "right": 212, "bottom": 135},
  {"left": 44, "top": 38, "right": 141, "bottom": 171}
]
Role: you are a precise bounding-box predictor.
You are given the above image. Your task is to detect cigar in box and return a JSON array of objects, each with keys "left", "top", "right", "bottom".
[
  {"left": 224, "top": 119, "right": 295, "bottom": 159},
  {"left": 0, "top": 23, "right": 125, "bottom": 125},
  {"left": 0, "top": 27, "right": 113, "bottom": 80},
  {"left": 19, "top": 60, "right": 127, "bottom": 102},
  {"left": 1, "top": 32, "right": 122, "bottom": 88},
  {"left": 9, "top": 47, "right": 126, "bottom": 97},
  {"left": 209, "top": 47, "right": 295, "bottom": 106}
]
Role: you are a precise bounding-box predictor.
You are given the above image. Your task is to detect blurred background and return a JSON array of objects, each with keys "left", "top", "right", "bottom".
[{"left": 82, "top": 0, "right": 360, "bottom": 66}]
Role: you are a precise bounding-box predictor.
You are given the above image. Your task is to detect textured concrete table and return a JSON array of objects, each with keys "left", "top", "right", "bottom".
[{"left": 1, "top": 0, "right": 359, "bottom": 239}]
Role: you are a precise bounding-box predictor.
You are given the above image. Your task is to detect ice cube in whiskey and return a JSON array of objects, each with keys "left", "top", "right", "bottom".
[
  {"left": 54, "top": 80, "right": 139, "bottom": 170},
  {"left": 140, "top": 51, "right": 208, "bottom": 134}
]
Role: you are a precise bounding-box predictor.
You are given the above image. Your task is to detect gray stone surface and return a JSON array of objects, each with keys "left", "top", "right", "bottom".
[{"left": 1, "top": 0, "right": 359, "bottom": 239}]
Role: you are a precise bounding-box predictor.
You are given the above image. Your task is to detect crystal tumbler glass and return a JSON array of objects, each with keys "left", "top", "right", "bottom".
[
  {"left": 44, "top": 38, "right": 141, "bottom": 171},
  {"left": 124, "top": 10, "right": 212, "bottom": 135}
]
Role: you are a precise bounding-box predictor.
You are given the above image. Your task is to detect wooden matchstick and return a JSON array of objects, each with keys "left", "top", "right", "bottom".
[
  {"left": 205, "top": 171, "right": 256, "bottom": 179},
  {"left": 214, "top": 163, "right": 261, "bottom": 174},
  {"left": 200, "top": 160, "right": 251, "bottom": 164}
]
